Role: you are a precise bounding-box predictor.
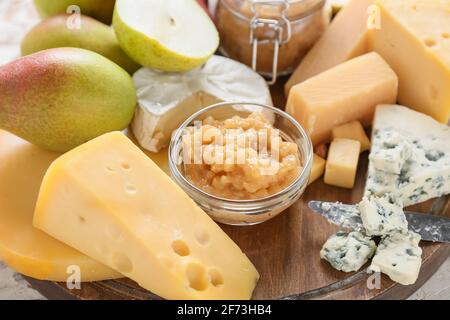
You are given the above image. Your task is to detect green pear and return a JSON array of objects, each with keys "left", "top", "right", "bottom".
[
  {"left": 0, "top": 48, "right": 137, "bottom": 152},
  {"left": 34, "top": 0, "right": 115, "bottom": 25},
  {"left": 113, "top": 0, "right": 219, "bottom": 72},
  {"left": 21, "top": 14, "right": 140, "bottom": 74}
]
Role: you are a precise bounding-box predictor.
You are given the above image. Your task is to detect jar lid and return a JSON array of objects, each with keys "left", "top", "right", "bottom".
[{"left": 223, "top": 0, "right": 326, "bottom": 21}]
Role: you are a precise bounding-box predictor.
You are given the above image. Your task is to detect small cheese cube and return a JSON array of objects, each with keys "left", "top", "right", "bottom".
[
  {"left": 369, "top": 138, "right": 412, "bottom": 175},
  {"left": 286, "top": 52, "right": 398, "bottom": 145},
  {"left": 285, "top": 0, "right": 374, "bottom": 94},
  {"left": 331, "top": 121, "right": 371, "bottom": 152},
  {"left": 33, "top": 132, "right": 259, "bottom": 300},
  {"left": 370, "top": 231, "right": 422, "bottom": 285},
  {"left": 308, "top": 154, "right": 326, "bottom": 185},
  {"left": 320, "top": 231, "right": 376, "bottom": 273},
  {"left": 370, "top": 0, "right": 450, "bottom": 123},
  {"left": 324, "top": 138, "right": 361, "bottom": 189},
  {"left": 358, "top": 196, "right": 408, "bottom": 236}
]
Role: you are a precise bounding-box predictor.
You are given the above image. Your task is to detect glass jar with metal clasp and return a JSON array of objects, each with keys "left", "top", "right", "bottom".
[{"left": 215, "top": 0, "right": 330, "bottom": 84}]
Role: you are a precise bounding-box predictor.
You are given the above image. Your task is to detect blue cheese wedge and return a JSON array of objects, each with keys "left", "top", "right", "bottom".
[
  {"left": 131, "top": 55, "right": 273, "bottom": 152},
  {"left": 358, "top": 196, "right": 408, "bottom": 236},
  {"left": 365, "top": 105, "right": 450, "bottom": 206},
  {"left": 320, "top": 231, "right": 376, "bottom": 272},
  {"left": 370, "top": 231, "right": 422, "bottom": 285}
]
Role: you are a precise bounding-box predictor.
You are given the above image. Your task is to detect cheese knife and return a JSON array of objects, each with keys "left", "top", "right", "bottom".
[{"left": 308, "top": 201, "right": 450, "bottom": 243}]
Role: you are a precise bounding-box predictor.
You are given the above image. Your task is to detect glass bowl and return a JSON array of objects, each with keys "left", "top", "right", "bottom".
[{"left": 169, "top": 102, "right": 313, "bottom": 225}]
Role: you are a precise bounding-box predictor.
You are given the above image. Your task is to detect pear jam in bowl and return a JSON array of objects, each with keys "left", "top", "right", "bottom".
[{"left": 169, "top": 102, "right": 313, "bottom": 225}]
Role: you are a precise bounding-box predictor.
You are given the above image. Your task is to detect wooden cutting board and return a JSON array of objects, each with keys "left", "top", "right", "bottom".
[
  {"left": 1, "top": 0, "right": 449, "bottom": 300},
  {"left": 23, "top": 80, "right": 450, "bottom": 300}
]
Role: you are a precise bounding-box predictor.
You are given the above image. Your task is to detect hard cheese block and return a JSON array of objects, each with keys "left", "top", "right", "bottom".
[
  {"left": 285, "top": 0, "right": 373, "bottom": 95},
  {"left": 33, "top": 132, "right": 259, "bottom": 300},
  {"left": 286, "top": 52, "right": 398, "bottom": 145},
  {"left": 331, "top": 121, "right": 371, "bottom": 153},
  {"left": 365, "top": 105, "right": 450, "bottom": 207},
  {"left": 0, "top": 130, "right": 121, "bottom": 281},
  {"left": 132, "top": 55, "right": 273, "bottom": 152},
  {"left": 324, "top": 138, "right": 361, "bottom": 189},
  {"left": 308, "top": 154, "right": 326, "bottom": 185},
  {"left": 369, "top": 0, "right": 450, "bottom": 123}
]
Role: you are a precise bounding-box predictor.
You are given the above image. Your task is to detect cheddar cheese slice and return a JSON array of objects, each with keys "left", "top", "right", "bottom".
[{"left": 33, "top": 132, "right": 259, "bottom": 300}]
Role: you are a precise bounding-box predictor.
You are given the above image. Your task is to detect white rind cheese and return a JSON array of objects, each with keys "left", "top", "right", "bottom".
[
  {"left": 365, "top": 105, "right": 450, "bottom": 206},
  {"left": 320, "top": 231, "right": 376, "bottom": 272},
  {"left": 370, "top": 231, "right": 422, "bottom": 286},
  {"left": 131, "top": 55, "right": 273, "bottom": 152},
  {"left": 358, "top": 196, "right": 408, "bottom": 237}
]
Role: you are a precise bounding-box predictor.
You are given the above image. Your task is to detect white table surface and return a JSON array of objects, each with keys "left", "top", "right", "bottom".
[{"left": 0, "top": 0, "right": 449, "bottom": 300}]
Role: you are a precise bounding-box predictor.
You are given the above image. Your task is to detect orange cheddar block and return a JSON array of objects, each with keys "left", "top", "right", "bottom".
[
  {"left": 286, "top": 52, "right": 398, "bottom": 145},
  {"left": 285, "top": 0, "right": 374, "bottom": 95},
  {"left": 324, "top": 138, "right": 361, "bottom": 189}
]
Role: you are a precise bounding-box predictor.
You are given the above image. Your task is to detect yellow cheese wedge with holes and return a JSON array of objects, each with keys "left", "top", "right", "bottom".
[
  {"left": 33, "top": 132, "right": 259, "bottom": 300},
  {"left": 0, "top": 130, "right": 121, "bottom": 281},
  {"left": 369, "top": 0, "right": 450, "bottom": 123},
  {"left": 0, "top": 129, "right": 169, "bottom": 281}
]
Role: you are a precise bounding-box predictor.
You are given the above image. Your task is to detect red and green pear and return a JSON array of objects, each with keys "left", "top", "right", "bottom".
[{"left": 0, "top": 48, "right": 137, "bottom": 152}]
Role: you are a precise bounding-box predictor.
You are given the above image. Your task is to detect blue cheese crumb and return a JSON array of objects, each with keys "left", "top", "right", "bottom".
[
  {"left": 358, "top": 196, "right": 408, "bottom": 236},
  {"left": 370, "top": 231, "right": 422, "bottom": 285},
  {"left": 320, "top": 231, "right": 376, "bottom": 273}
]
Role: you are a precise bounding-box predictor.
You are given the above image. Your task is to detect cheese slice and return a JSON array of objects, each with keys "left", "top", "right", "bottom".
[
  {"left": 0, "top": 130, "right": 121, "bottom": 281},
  {"left": 33, "top": 132, "right": 259, "bottom": 300},
  {"left": 132, "top": 55, "right": 273, "bottom": 152},
  {"left": 285, "top": 0, "right": 373, "bottom": 95},
  {"left": 369, "top": 0, "right": 450, "bottom": 123},
  {"left": 286, "top": 52, "right": 398, "bottom": 145},
  {"left": 365, "top": 105, "right": 450, "bottom": 207}
]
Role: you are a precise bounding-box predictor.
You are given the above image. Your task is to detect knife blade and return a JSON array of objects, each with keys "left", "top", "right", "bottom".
[{"left": 308, "top": 201, "right": 450, "bottom": 243}]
